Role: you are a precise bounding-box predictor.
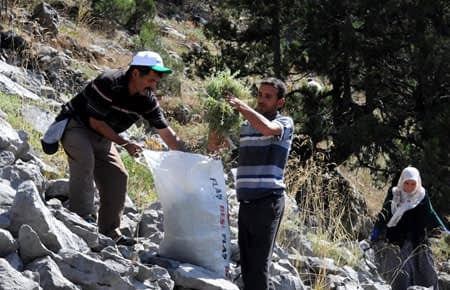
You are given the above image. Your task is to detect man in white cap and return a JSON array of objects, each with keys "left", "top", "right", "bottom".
[{"left": 59, "top": 51, "right": 184, "bottom": 245}]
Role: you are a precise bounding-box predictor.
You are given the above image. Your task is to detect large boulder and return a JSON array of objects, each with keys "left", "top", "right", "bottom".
[
  {"left": 8, "top": 181, "right": 89, "bottom": 253},
  {"left": 0, "top": 258, "right": 41, "bottom": 290}
]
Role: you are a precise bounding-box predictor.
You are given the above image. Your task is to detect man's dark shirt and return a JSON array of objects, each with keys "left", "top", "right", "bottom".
[{"left": 68, "top": 69, "right": 168, "bottom": 133}]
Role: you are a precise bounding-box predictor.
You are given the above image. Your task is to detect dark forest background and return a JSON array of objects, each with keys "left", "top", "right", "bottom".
[{"left": 181, "top": 0, "right": 450, "bottom": 215}]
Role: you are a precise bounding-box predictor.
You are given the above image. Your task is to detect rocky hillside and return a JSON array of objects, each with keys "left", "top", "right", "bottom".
[{"left": 0, "top": 1, "right": 448, "bottom": 290}]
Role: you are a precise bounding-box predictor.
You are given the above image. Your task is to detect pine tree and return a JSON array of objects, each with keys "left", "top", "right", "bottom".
[{"left": 189, "top": 0, "right": 450, "bottom": 214}]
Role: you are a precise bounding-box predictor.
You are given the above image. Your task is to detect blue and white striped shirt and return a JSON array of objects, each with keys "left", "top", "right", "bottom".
[{"left": 236, "top": 112, "right": 294, "bottom": 201}]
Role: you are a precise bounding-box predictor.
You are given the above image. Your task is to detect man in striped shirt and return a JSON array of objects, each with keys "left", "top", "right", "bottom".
[
  {"left": 61, "top": 51, "right": 185, "bottom": 246},
  {"left": 226, "top": 77, "right": 294, "bottom": 290}
]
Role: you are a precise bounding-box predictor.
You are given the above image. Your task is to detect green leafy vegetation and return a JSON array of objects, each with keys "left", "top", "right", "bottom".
[
  {"left": 92, "top": 0, "right": 155, "bottom": 31},
  {"left": 120, "top": 153, "right": 157, "bottom": 209},
  {"left": 202, "top": 70, "right": 250, "bottom": 136},
  {"left": 132, "top": 21, "right": 159, "bottom": 50},
  {"left": 0, "top": 93, "right": 41, "bottom": 146},
  {"left": 0, "top": 93, "right": 68, "bottom": 178}
]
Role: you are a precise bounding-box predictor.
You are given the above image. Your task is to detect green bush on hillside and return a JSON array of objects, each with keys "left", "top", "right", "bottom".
[{"left": 92, "top": 0, "right": 155, "bottom": 32}]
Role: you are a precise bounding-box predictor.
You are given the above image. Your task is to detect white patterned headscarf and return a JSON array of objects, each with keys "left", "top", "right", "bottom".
[{"left": 387, "top": 166, "right": 426, "bottom": 227}]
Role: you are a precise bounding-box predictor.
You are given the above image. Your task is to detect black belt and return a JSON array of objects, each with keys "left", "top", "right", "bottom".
[{"left": 240, "top": 193, "right": 284, "bottom": 204}]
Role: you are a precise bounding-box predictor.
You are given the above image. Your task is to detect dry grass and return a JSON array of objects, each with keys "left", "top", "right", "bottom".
[
  {"left": 281, "top": 153, "right": 449, "bottom": 287},
  {"left": 279, "top": 155, "right": 364, "bottom": 287},
  {"left": 283, "top": 156, "right": 351, "bottom": 240},
  {"left": 312, "top": 267, "right": 330, "bottom": 290},
  {"left": 158, "top": 17, "right": 207, "bottom": 57},
  {"left": 338, "top": 164, "right": 389, "bottom": 217},
  {"left": 57, "top": 23, "right": 132, "bottom": 69},
  {"left": 170, "top": 121, "right": 209, "bottom": 153},
  {"left": 8, "top": 1, "right": 132, "bottom": 76},
  {"left": 430, "top": 232, "right": 450, "bottom": 266}
]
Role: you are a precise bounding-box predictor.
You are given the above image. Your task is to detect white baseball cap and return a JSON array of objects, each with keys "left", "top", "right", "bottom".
[{"left": 130, "top": 51, "right": 172, "bottom": 74}]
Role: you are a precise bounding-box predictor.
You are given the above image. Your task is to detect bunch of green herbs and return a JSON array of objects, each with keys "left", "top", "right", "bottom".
[{"left": 202, "top": 70, "right": 250, "bottom": 136}]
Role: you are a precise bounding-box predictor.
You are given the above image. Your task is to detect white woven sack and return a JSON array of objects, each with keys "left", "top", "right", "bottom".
[{"left": 143, "top": 150, "right": 231, "bottom": 277}]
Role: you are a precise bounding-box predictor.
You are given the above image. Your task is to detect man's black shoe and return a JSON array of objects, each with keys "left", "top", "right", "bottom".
[{"left": 114, "top": 235, "right": 137, "bottom": 246}]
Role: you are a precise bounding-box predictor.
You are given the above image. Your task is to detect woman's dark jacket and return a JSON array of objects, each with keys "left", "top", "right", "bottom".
[{"left": 373, "top": 189, "right": 446, "bottom": 247}]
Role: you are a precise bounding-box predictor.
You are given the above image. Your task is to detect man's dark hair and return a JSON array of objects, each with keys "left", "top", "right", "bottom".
[
  {"left": 126, "top": 65, "right": 163, "bottom": 79},
  {"left": 260, "top": 77, "right": 287, "bottom": 99}
]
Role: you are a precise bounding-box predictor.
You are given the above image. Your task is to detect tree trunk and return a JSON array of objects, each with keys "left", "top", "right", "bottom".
[{"left": 272, "top": 0, "right": 282, "bottom": 78}]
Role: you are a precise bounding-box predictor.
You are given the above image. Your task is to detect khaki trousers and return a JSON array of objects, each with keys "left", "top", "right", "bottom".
[{"left": 61, "top": 119, "right": 128, "bottom": 237}]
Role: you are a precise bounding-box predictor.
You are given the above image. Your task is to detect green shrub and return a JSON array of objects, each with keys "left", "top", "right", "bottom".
[
  {"left": 93, "top": 0, "right": 155, "bottom": 31},
  {"left": 136, "top": 21, "right": 159, "bottom": 49},
  {"left": 93, "top": 0, "right": 135, "bottom": 25},
  {"left": 202, "top": 70, "right": 250, "bottom": 136}
]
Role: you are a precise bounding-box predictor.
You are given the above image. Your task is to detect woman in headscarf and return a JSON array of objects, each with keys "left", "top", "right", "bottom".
[{"left": 370, "top": 166, "right": 448, "bottom": 289}]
